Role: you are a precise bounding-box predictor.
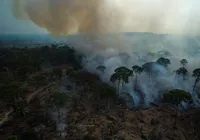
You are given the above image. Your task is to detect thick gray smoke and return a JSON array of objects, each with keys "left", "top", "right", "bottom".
[{"left": 70, "top": 33, "right": 200, "bottom": 108}]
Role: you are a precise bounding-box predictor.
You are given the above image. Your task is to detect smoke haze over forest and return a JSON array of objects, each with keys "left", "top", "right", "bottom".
[
  {"left": 1, "top": 0, "right": 200, "bottom": 107},
  {"left": 10, "top": 0, "right": 200, "bottom": 35}
]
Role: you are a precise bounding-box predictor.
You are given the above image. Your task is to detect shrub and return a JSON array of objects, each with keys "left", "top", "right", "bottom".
[{"left": 8, "top": 135, "right": 18, "bottom": 140}]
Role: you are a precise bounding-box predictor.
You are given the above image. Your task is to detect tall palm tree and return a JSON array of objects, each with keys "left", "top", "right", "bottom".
[
  {"left": 132, "top": 65, "right": 143, "bottom": 90},
  {"left": 110, "top": 67, "right": 133, "bottom": 102},
  {"left": 192, "top": 68, "right": 200, "bottom": 91},
  {"left": 175, "top": 67, "right": 188, "bottom": 81}
]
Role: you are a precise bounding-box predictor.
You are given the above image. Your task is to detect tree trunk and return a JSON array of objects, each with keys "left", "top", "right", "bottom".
[
  {"left": 117, "top": 80, "right": 120, "bottom": 95},
  {"left": 174, "top": 108, "right": 177, "bottom": 126},
  {"left": 134, "top": 74, "right": 137, "bottom": 90},
  {"left": 193, "top": 76, "right": 199, "bottom": 91},
  {"left": 107, "top": 99, "right": 110, "bottom": 116},
  {"left": 115, "top": 80, "right": 120, "bottom": 103},
  {"left": 174, "top": 105, "right": 179, "bottom": 128},
  {"left": 107, "top": 100, "right": 110, "bottom": 110},
  {"left": 57, "top": 107, "right": 62, "bottom": 136},
  {"left": 57, "top": 107, "right": 61, "bottom": 124}
]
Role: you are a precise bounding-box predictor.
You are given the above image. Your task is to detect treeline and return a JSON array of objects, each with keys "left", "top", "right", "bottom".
[
  {"left": 97, "top": 56, "right": 200, "bottom": 109},
  {"left": 0, "top": 45, "right": 83, "bottom": 82}
]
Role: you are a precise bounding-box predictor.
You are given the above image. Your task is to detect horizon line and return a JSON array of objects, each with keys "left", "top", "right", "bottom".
[{"left": 0, "top": 32, "right": 199, "bottom": 37}]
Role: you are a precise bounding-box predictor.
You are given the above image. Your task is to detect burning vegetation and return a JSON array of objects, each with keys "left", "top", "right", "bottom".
[{"left": 0, "top": 44, "right": 200, "bottom": 140}]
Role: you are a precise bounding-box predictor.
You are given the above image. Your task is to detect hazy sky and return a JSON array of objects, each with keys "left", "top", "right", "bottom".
[
  {"left": 0, "top": 0, "right": 47, "bottom": 34},
  {"left": 1, "top": 0, "right": 200, "bottom": 35}
]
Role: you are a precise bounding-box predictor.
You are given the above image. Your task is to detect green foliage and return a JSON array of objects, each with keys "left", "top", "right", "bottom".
[
  {"left": 193, "top": 68, "right": 200, "bottom": 77},
  {"left": 0, "top": 45, "right": 83, "bottom": 81},
  {"left": 0, "top": 81, "right": 29, "bottom": 117},
  {"left": 8, "top": 135, "right": 18, "bottom": 140},
  {"left": 162, "top": 89, "right": 192, "bottom": 106},
  {"left": 0, "top": 81, "right": 24, "bottom": 102},
  {"left": 175, "top": 67, "right": 188, "bottom": 80},
  {"left": 175, "top": 67, "right": 188, "bottom": 75},
  {"left": 132, "top": 65, "right": 143, "bottom": 74},
  {"left": 110, "top": 66, "right": 133, "bottom": 84},
  {"left": 110, "top": 73, "right": 119, "bottom": 83}
]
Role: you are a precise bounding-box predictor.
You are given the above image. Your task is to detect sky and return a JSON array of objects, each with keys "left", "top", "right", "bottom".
[
  {"left": 1, "top": 0, "right": 200, "bottom": 35},
  {"left": 0, "top": 0, "right": 47, "bottom": 34}
]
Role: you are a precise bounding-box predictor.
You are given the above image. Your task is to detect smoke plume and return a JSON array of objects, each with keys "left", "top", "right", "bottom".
[{"left": 12, "top": 0, "right": 200, "bottom": 35}]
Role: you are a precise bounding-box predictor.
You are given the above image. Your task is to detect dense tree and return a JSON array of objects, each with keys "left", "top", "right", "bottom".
[
  {"left": 162, "top": 89, "right": 192, "bottom": 125},
  {"left": 175, "top": 67, "right": 188, "bottom": 81},
  {"left": 192, "top": 68, "right": 200, "bottom": 91},
  {"left": 110, "top": 67, "right": 133, "bottom": 94},
  {"left": 110, "top": 67, "right": 133, "bottom": 103},
  {"left": 0, "top": 81, "right": 24, "bottom": 102},
  {"left": 156, "top": 57, "right": 171, "bottom": 67},
  {"left": 0, "top": 81, "right": 28, "bottom": 117},
  {"left": 132, "top": 65, "right": 143, "bottom": 90},
  {"left": 0, "top": 45, "right": 83, "bottom": 81},
  {"left": 8, "top": 135, "right": 18, "bottom": 140},
  {"left": 180, "top": 59, "right": 188, "bottom": 67},
  {"left": 142, "top": 62, "right": 167, "bottom": 79}
]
